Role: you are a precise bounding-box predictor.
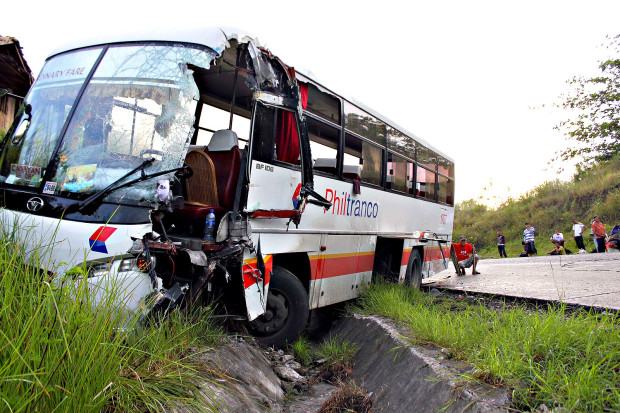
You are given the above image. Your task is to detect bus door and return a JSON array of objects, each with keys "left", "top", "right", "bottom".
[{"left": 246, "top": 98, "right": 330, "bottom": 226}]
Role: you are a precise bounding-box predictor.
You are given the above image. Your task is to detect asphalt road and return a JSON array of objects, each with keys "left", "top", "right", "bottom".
[{"left": 425, "top": 251, "right": 620, "bottom": 311}]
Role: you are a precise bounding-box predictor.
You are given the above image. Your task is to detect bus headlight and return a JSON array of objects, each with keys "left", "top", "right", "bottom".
[
  {"left": 135, "top": 254, "right": 155, "bottom": 273},
  {"left": 118, "top": 257, "right": 140, "bottom": 273}
]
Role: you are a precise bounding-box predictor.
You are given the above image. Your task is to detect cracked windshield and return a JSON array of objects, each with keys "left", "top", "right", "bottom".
[{"left": 1, "top": 44, "right": 215, "bottom": 206}]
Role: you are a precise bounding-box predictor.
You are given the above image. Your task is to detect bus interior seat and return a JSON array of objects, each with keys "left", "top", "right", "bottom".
[
  {"left": 171, "top": 149, "right": 224, "bottom": 238},
  {"left": 313, "top": 158, "right": 337, "bottom": 175},
  {"left": 205, "top": 129, "right": 242, "bottom": 210},
  {"left": 184, "top": 149, "right": 219, "bottom": 207}
]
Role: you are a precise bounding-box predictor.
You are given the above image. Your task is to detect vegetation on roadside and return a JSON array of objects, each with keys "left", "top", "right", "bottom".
[
  {"left": 289, "top": 335, "right": 359, "bottom": 384},
  {"left": 0, "top": 228, "right": 223, "bottom": 412},
  {"left": 355, "top": 283, "right": 620, "bottom": 412},
  {"left": 454, "top": 155, "right": 620, "bottom": 257},
  {"left": 317, "top": 381, "right": 372, "bottom": 413}
]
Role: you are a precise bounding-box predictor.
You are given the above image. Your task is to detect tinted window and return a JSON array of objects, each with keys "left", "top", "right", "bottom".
[
  {"left": 387, "top": 127, "right": 415, "bottom": 160},
  {"left": 344, "top": 101, "right": 386, "bottom": 146},
  {"left": 306, "top": 83, "right": 341, "bottom": 124},
  {"left": 344, "top": 133, "right": 382, "bottom": 186},
  {"left": 417, "top": 146, "right": 436, "bottom": 170},
  {"left": 438, "top": 156, "right": 454, "bottom": 178},
  {"left": 417, "top": 165, "right": 436, "bottom": 201},
  {"left": 387, "top": 153, "right": 407, "bottom": 193},
  {"left": 309, "top": 117, "right": 339, "bottom": 176}
]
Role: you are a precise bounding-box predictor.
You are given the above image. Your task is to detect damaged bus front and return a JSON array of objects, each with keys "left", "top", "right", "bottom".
[{"left": 0, "top": 30, "right": 326, "bottom": 346}]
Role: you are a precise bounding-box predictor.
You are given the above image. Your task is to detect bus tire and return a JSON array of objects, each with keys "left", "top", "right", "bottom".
[
  {"left": 405, "top": 249, "right": 422, "bottom": 289},
  {"left": 249, "top": 266, "right": 309, "bottom": 348}
]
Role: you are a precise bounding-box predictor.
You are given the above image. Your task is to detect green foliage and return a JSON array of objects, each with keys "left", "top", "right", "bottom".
[
  {"left": 0, "top": 226, "right": 222, "bottom": 412},
  {"left": 454, "top": 156, "right": 620, "bottom": 256},
  {"left": 555, "top": 34, "right": 620, "bottom": 164},
  {"left": 317, "top": 336, "right": 359, "bottom": 368},
  {"left": 355, "top": 283, "right": 620, "bottom": 412},
  {"left": 290, "top": 336, "right": 314, "bottom": 366}
]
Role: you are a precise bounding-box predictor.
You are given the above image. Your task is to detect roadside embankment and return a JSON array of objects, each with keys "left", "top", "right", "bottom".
[{"left": 330, "top": 314, "right": 510, "bottom": 412}]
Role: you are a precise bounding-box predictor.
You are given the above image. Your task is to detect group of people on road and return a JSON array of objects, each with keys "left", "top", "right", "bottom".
[
  {"left": 454, "top": 215, "right": 613, "bottom": 277},
  {"left": 495, "top": 216, "right": 611, "bottom": 258}
]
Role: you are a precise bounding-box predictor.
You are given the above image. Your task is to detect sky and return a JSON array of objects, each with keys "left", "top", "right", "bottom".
[{"left": 3, "top": 0, "right": 620, "bottom": 206}]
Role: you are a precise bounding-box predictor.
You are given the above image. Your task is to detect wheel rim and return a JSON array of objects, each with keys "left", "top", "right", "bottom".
[{"left": 250, "top": 289, "right": 289, "bottom": 336}]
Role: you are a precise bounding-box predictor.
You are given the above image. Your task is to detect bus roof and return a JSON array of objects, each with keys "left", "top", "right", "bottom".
[{"left": 49, "top": 26, "right": 453, "bottom": 163}]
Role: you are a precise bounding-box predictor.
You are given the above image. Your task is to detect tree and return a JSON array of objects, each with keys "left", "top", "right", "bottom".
[{"left": 555, "top": 35, "right": 620, "bottom": 165}]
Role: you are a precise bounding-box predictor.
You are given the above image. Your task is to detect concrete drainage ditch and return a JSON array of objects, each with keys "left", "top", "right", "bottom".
[{"left": 192, "top": 315, "right": 510, "bottom": 412}]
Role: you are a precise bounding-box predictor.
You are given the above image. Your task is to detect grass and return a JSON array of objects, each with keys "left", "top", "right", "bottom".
[
  {"left": 288, "top": 335, "right": 359, "bottom": 384},
  {"left": 354, "top": 283, "right": 620, "bottom": 412},
  {"left": 290, "top": 336, "right": 314, "bottom": 366},
  {"left": 317, "top": 381, "right": 372, "bottom": 413},
  {"left": 0, "top": 222, "right": 224, "bottom": 412}
]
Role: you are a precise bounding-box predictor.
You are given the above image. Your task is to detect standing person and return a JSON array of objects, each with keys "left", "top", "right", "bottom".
[
  {"left": 591, "top": 215, "right": 607, "bottom": 253},
  {"left": 572, "top": 219, "right": 587, "bottom": 252},
  {"left": 550, "top": 229, "right": 564, "bottom": 246},
  {"left": 453, "top": 235, "right": 480, "bottom": 275},
  {"left": 496, "top": 230, "right": 507, "bottom": 258},
  {"left": 523, "top": 223, "right": 537, "bottom": 256}
]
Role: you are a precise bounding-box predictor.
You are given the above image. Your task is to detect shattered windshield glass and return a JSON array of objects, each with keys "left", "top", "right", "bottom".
[
  {"left": 0, "top": 48, "right": 103, "bottom": 188},
  {"left": 1, "top": 43, "right": 215, "bottom": 207},
  {"left": 51, "top": 44, "right": 215, "bottom": 206}
]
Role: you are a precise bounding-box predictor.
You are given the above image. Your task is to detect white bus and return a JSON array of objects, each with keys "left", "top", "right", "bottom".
[{"left": 0, "top": 28, "right": 454, "bottom": 346}]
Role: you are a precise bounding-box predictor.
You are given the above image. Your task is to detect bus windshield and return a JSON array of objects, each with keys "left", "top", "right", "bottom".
[{"left": 1, "top": 43, "right": 216, "bottom": 206}]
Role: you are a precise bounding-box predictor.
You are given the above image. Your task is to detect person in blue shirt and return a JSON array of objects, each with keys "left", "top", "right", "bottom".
[{"left": 523, "top": 223, "right": 537, "bottom": 256}]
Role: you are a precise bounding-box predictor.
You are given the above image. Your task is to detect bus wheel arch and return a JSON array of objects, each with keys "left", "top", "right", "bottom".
[
  {"left": 405, "top": 248, "right": 423, "bottom": 289},
  {"left": 273, "top": 252, "right": 311, "bottom": 292},
  {"left": 249, "top": 265, "right": 309, "bottom": 347}
]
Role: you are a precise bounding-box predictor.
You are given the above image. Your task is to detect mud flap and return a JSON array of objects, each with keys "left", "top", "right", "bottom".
[{"left": 242, "top": 247, "right": 273, "bottom": 321}]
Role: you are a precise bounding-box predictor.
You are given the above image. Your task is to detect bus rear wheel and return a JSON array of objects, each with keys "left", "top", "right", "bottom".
[
  {"left": 405, "top": 249, "right": 422, "bottom": 289},
  {"left": 249, "top": 266, "right": 309, "bottom": 348}
]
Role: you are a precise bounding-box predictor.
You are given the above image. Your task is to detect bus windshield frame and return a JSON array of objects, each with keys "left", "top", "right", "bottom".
[{"left": 0, "top": 42, "right": 216, "bottom": 208}]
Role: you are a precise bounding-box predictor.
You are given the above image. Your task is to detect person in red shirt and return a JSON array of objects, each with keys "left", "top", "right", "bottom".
[
  {"left": 591, "top": 215, "right": 607, "bottom": 253},
  {"left": 452, "top": 235, "right": 480, "bottom": 275}
]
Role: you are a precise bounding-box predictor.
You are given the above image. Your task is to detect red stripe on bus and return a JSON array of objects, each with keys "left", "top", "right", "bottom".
[
  {"left": 402, "top": 246, "right": 451, "bottom": 266},
  {"left": 242, "top": 255, "right": 273, "bottom": 289},
  {"left": 309, "top": 252, "right": 375, "bottom": 280},
  {"left": 249, "top": 210, "right": 297, "bottom": 219}
]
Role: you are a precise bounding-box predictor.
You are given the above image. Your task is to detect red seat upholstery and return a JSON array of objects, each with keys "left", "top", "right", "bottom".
[{"left": 205, "top": 130, "right": 242, "bottom": 210}]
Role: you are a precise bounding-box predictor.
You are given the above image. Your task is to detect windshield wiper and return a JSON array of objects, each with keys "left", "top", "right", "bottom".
[
  {"left": 77, "top": 158, "right": 156, "bottom": 212},
  {"left": 75, "top": 158, "right": 191, "bottom": 213}
]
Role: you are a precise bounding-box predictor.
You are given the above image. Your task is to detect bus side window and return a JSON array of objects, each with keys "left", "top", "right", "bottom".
[
  {"left": 417, "top": 165, "right": 436, "bottom": 201},
  {"left": 196, "top": 103, "right": 249, "bottom": 149},
  {"left": 344, "top": 133, "right": 382, "bottom": 186},
  {"left": 308, "top": 117, "right": 339, "bottom": 176},
  {"left": 386, "top": 152, "right": 408, "bottom": 193}
]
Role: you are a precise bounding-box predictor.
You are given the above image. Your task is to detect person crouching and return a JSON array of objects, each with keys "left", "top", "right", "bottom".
[{"left": 453, "top": 235, "right": 480, "bottom": 275}]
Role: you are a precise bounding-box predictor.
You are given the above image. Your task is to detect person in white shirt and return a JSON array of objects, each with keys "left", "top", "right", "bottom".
[
  {"left": 571, "top": 219, "right": 586, "bottom": 251},
  {"left": 550, "top": 229, "right": 564, "bottom": 246}
]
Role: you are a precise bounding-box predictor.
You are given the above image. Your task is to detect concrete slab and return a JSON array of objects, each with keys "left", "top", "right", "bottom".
[{"left": 425, "top": 253, "right": 620, "bottom": 311}]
